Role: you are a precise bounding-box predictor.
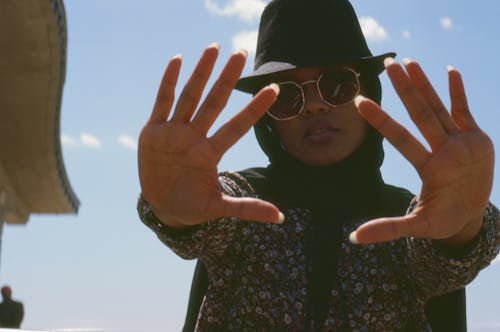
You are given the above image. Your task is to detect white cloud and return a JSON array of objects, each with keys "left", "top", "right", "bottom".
[
  {"left": 117, "top": 134, "right": 137, "bottom": 150},
  {"left": 232, "top": 30, "right": 259, "bottom": 55},
  {"left": 61, "top": 134, "right": 77, "bottom": 146},
  {"left": 401, "top": 30, "right": 411, "bottom": 39},
  {"left": 203, "top": 0, "right": 266, "bottom": 23},
  {"left": 80, "top": 132, "right": 102, "bottom": 149},
  {"left": 440, "top": 16, "right": 453, "bottom": 30},
  {"left": 358, "top": 16, "right": 388, "bottom": 42}
]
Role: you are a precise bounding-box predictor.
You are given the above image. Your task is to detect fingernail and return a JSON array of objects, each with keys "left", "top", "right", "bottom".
[
  {"left": 349, "top": 231, "right": 359, "bottom": 244},
  {"left": 236, "top": 48, "right": 248, "bottom": 58},
  {"left": 209, "top": 42, "right": 221, "bottom": 50},
  {"left": 268, "top": 83, "right": 280, "bottom": 94},
  {"left": 446, "top": 65, "right": 455, "bottom": 72},
  {"left": 354, "top": 95, "right": 365, "bottom": 107},
  {"left": 277, "top": 212, "right": 285, "bottom": 224},
  {"left": 172, "top": 53, "right": 183, "bottom": 60},
  {"left": 383, "top": 57, "right": 395, "bottom": 67},
  {"left": 401, "top": 57, "right": 411, "bottom": 66}
]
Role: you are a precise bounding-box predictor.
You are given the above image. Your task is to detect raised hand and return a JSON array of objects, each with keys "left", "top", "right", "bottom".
[
  {"left": 353, "top": 58, "right": 494, "bottom": 245},
  {"left": 138, "top": 44, "right": 282, "bottom": 228}
]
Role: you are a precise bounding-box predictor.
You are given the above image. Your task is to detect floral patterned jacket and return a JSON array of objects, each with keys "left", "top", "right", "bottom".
[{"left": 138, "top": 172, "right": 500, "bottom": 332}]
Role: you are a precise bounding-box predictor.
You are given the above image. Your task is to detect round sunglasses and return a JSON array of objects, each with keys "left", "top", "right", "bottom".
[{"left": 267, "top": 67, "right": 361, "bottom": 121}]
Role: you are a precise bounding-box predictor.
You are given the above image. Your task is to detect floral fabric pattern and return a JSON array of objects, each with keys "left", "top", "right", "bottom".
[{"left": 137, "top": 172, "right": 500, "bottom": 332}]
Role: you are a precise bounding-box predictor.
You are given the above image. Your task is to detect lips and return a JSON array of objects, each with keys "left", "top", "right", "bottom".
[{"left": 304, "top": 122, "right": 339, "bottom": 141}]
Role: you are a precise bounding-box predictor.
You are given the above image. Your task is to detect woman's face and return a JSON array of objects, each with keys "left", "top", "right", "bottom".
[{"left": 271, "top": 66, "right": 369, "bottom": 166}]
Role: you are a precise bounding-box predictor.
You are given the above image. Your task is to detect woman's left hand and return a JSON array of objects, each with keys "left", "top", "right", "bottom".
[{"left": 353, "top": 58, "right": 494, "bottom": 245}]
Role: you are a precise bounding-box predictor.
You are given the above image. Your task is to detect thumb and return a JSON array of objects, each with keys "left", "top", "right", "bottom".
[
  {"left": 350, "top": 215, "right": 425, "bottom": 244},
  {"left": 220, "top": 196, "right": 284, "bottom": 224}
]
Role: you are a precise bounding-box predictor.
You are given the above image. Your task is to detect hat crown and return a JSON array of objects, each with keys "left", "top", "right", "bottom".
[{"left": 255, "top": 0, "right": 373, "bottom": 70}]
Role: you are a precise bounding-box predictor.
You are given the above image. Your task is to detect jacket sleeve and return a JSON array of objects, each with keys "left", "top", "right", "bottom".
[
  {"left": 137, "top": 172, "right": 256, "bottom": 261},
  {"left": 407, "top": 199, "right": 500, "bottom": 302}
]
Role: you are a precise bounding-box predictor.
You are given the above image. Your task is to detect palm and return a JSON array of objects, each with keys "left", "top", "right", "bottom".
[
  {"left": 355, "top": 59, "right": 494, "bottom": 243},
  {"left": 139, "top": 123, "right": 220, "bottom": 225},
  {"left": 417, "top": 131, "right": 493, "bottom": 239},
  {"left": 138, "top": 45, "right": 281, "bottom": 228}
]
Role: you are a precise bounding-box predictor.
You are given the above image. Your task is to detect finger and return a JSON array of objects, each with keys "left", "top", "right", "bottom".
[
  {"left": 149, "top": 55, "right": 182, "bottom": 123},
  {"left": 402, "top": 59, "right": 458, "bottom": 134},
  {"left": 350, "top": 214, "right": 430, "bottom": 244},
  {"left": 208, "top": 84, "right": 279, "bottom": 158},
  {"left": 355, "top": 95, "right": 430, "bottom": 170},
  {"left": 384, "top": 58, "right": 448, "bottom": 149},
  {"left": 448, "top": 66, "right": 479, "bottom": 131},
  {"left": 191, "top": 49, "right": 248, "bottom": 135},
  {"left": 171, "top": 43, "right": 220, "bottom": 123},
  {"left": 219, "top": 195, "right": 284, "bottom": 223}
]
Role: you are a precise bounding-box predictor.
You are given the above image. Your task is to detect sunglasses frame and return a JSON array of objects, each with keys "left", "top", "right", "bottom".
[{"left": 267, "top": 67, "right": 361, "bottom": 121}]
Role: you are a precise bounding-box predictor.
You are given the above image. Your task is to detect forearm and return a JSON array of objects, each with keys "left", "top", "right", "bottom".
[
  {"left": 138, "top": 193, "right": 237, "bottom": 260},
  {"left": 408, "top": 202, "right": 500, "bottom": 301}
]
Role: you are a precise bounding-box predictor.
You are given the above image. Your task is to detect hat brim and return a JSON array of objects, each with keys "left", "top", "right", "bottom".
[{"left": 235, "top": 52, "right": 396, "bottom": 94}]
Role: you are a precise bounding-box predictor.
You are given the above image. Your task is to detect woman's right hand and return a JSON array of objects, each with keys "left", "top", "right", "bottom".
[{"left": 138, "top": 43, "right": 283, "bottom": 229}]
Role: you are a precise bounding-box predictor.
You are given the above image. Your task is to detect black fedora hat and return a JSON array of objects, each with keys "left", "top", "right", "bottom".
[{"left": 235, "top": 0, "right": 395, "bottom": 94}]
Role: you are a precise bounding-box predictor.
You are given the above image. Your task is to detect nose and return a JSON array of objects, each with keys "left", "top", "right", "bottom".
[{"left": 301, "top": 82, "right": 330, "bottom": 117}]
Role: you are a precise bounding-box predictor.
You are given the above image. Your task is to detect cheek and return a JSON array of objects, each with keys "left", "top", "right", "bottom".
[
  {"left": 340, "top": 105, "right": 368, "bottom": 137},
  {"left": 274, "top": 120, "right": 301, "bottom": 149},
  {"left": 346, "top": 117, "right": 369, "bottom": 150},
  {"left": 352, "top": 115, "right": 369, "bottom": 136}
]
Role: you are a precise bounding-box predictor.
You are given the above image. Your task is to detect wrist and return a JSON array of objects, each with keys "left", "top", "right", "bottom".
[
  {"left": 438, "top": 214, "right": 483, "bottom": 247},
  {"left": 140, "top": 193, "right": 188, "bottom": 229},
  {"left": 151, "top": 206, "right": 187, "bottom": 229}
]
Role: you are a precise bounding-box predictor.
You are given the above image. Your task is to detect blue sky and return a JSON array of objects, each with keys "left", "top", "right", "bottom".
[{"left": 2, "top": 1, "right": 499, "bottom": 331}]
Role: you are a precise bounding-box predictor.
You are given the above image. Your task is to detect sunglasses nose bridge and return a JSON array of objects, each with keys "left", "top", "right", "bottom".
[{"left": 301, "top": 80, "right": 331, "bottom": 117}]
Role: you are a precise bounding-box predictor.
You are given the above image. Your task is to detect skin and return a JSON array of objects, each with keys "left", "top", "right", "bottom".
[
  {"left": 138, "top": 43, "right": 495, "bottom": 248},
  {"left": 270, "top": 66, "right": 368, "bottom": 166}
]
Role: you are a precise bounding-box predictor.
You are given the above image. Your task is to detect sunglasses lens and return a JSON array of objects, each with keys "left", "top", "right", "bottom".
[
  {"left": 318, "top": 69, "right": 359, "bottom": 105},
  {"left": 268, "top": 83, "right": 303, "bottom": 120}
]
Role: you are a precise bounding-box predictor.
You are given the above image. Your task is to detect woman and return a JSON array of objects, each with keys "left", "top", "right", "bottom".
[{"left": 137, "top": 0, "right": 499, "bottom": 330}]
